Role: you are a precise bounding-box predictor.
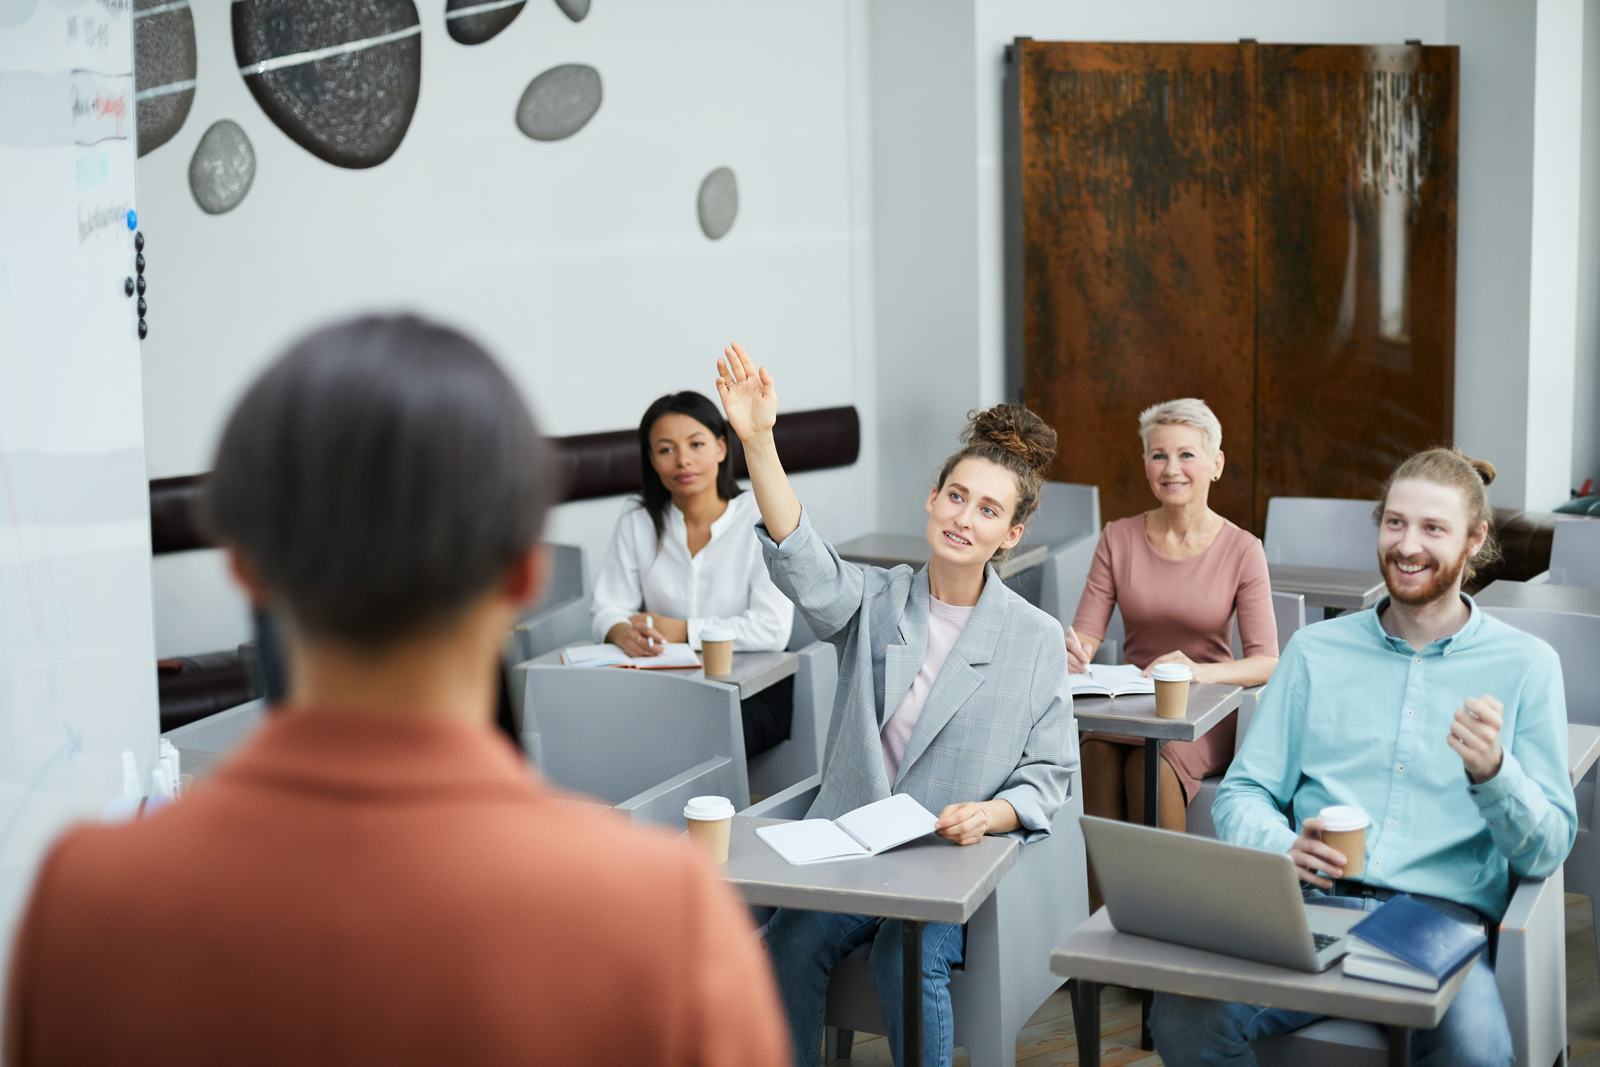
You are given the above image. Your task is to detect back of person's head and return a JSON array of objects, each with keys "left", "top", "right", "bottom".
[
  {"left": 1374, "top": 447, "right": 1502, "bottom": 581},
  {"left": 636, "top": 390, "right": 739, "bottom": 540},
  {"left": 207, "top": 314, "right": 555, "bottom": 647},
  {"left": 935, "top": 404, "right": 1059, "bottom": 530}
]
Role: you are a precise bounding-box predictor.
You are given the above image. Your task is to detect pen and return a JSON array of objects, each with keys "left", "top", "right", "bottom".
[{"left": 645, "top": 615, "right": 659, "bottom": 648}]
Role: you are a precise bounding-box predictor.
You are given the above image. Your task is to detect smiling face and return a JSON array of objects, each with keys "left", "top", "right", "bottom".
[
  {"left": 924, "top": 456, "right": 1025, "bottom": 568},
  {"left": 648, "top": 412, "right": 727, "bottom": 501},
  {"left": 1144, "top": 423, "right": 1223, "bottom": 508},
  {"left": 1377, "top": 477, "right": 1487, "bottom": 607}
]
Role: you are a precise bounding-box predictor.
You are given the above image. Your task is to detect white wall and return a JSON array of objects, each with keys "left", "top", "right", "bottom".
[
  {"left": 1575, "top": 0, "right": 1600, "bottom": 495},
  {"left": 1522, "top": 0, "right": 1586, "bottom": 508},
  {"left": 139, "top": 0, "right": 877, "bottom": 655}
]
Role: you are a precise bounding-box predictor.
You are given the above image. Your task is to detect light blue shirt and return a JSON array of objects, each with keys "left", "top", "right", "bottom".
[{"left": 1214, "top": 594, "right": 1576, "bottom": 919}]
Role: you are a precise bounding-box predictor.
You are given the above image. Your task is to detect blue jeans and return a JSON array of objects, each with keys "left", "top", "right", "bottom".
[
  {"left": 763, "top": 907, "right": 966, "bottom": 1067},
  {"left": 1148, "top": 893, "right": 1513, "bottom": 1067}
]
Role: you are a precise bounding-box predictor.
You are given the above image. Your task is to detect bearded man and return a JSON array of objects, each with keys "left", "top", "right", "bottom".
[{"left": 1149, "top": 448, "right": 1576, "bottom": 1067}]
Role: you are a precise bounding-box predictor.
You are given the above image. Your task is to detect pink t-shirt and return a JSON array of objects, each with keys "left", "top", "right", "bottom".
[{"left": 881, "top": 596, "right": 974, "bottom": 782}]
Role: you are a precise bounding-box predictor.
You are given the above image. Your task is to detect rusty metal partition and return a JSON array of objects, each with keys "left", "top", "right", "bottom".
[{"left": 1011, "top": 39, "right": 1457, "bottom": 532}]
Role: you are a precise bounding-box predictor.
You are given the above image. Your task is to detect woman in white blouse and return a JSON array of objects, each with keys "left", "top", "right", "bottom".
[{"left": 591, "top": 390, "right": 795, "bottom": 755}]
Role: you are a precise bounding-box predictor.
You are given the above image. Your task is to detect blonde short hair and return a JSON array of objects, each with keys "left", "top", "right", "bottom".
[{"left": 1138, "top": 398, "right": 1222, "bottom": 455}]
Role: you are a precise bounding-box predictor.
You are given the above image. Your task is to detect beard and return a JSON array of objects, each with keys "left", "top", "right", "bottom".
[{"left": 1381, "top": 543, "right": 1470, "bottom": 607}]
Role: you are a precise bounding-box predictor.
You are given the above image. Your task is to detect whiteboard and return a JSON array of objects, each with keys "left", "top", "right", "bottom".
[{"left": 0, "top": 0, "right": 159, "bottom": 999}]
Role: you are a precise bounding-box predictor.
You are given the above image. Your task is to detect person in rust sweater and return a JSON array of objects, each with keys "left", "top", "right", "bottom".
[{"left": 3, "top": 315, "right": 786, "bottom": 1067}]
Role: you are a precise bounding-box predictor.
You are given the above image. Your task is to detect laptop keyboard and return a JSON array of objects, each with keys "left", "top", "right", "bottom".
[{"left": 1312, "top": 932, "right": 1341, "bottom": 951}]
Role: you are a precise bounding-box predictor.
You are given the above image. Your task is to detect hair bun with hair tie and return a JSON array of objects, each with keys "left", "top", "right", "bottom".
[
  {"left": 964, "top": 404, "right": 1058, "bottom": 475},
  {"left": 1468, "top": 457, "right": 1497, "bottom": 487}
]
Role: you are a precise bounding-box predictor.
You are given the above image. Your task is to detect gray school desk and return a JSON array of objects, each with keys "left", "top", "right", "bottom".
[
  {"left": 1071, "top": 683, "right": 1243, "bottom": 827},
  {"left": 528, "top": 647, "right": 799, "bottom": 700},
  {"left": 835, "top": 533, "right": 1050, "bottom": 581},
  {"left": 1476, "top": 579, "right": 1600, "bottom": 617},
  {"left": 1571, "top": 724, "right": 1600, "bottom": 787},
  {"left": 723, "top": 814, "right": 1019, "bottom": 1067},
  {"left": 1052, "top": 906, "right": 1475, "bottom": 1067},
  {"left": 1269, "top": 563, "right": 1386, "bottom": 619}
]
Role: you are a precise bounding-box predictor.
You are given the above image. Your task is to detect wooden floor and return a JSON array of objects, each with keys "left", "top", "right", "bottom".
[{"left": 822, "top": 894, "right": 1600, "bottom": 1066}]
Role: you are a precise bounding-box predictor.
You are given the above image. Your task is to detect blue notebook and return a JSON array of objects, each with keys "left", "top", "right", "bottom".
[{"left": 1343, "top": 895, "right": 1487, "bottom": 990}]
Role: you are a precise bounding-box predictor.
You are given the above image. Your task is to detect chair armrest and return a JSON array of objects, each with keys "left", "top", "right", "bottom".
[
  {"left": 615, "top": 757, "right": 743, "bottom": 829},
  {"left": 743, "top": 774, "right": 821, "bottom": 819},
  {"left": 1494, "top": 870, "right": 1566, "bottom": 1067}
]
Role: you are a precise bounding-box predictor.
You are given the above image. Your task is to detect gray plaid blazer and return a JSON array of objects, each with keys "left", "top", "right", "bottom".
[{"left": 757, "top": 510, "right": 1078, "bottom": 841}]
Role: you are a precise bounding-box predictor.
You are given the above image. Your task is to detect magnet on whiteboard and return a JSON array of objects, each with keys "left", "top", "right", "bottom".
[{"left": 126, "top": 209, "right": 137, "bottom": 230}]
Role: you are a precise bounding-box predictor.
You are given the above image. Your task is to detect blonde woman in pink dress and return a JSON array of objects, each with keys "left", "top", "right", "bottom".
[{"left": 1067, "top": 399, "right": 1279, "bottom": 906}]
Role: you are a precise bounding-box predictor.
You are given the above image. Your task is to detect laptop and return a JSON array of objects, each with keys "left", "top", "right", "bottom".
[{"left": 1080, "top": 815, "right": 1352, "bottom": 972}]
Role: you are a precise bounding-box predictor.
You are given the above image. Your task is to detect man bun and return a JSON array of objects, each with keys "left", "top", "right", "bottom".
[
  {"left": 963, "top": 404, "right": 1058, "bottom": 476},
  {"left": 1467, "top": 457, "right": 1497, "bottom": 487}
]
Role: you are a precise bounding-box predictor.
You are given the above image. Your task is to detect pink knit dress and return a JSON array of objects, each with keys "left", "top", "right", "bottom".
[{"left": 1071, "top": 514, "right": 1279, "bottom": 803}]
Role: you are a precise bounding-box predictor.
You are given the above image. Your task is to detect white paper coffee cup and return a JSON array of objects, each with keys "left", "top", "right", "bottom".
[
  {"left": 683, "top": 794, "right": 735, "bottom": 864},
  {"left": 1318, "top": 804, "right": 1370, "bottom": 878},
  {"left": 700, "top": 627, "right": 735, "bottom": 677},
  {"left": 1151, "top": 663, "right": 1193, "bottom": 719}
]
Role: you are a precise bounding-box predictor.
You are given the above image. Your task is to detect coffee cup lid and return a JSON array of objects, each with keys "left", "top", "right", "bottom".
[
  {"left": 700, "top": 628, "right": 735, "bottom": 643},
  {"left": 1150, "top": 663, "right": 1193, "bottom": 682},
  {"left": 683, "top": 795, "right": 735, "bottom": 820},
  {"left": 1318, "top": 804, "right": 1370, "bottom": 831}
]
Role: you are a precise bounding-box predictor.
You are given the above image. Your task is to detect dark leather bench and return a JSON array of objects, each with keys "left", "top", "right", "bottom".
[{"left": 150, "top": 406, "right": 862, "bottom": 730}]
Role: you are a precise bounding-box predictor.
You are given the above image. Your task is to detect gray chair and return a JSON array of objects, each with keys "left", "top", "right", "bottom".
[
  {"left": 747, "top": 609, "right": 839, "bottom": 798},
  {"left": 1263, "top": 497, "right": 1378, "bottom": 569},
  {"left": 1250, "top": 871, "right": 1566, "bottom": 1067},
  {"left": 747, "top": 775, "right": 1089, "bottom": 1067},
  {"left": 1188, "top": 590, "right": 1306, "bottom": 840},
  {"left": 513, "top": 663, "right": 749, "bottom": 826},
  {"left": 1007, "top": 482, "right": 1101, "bottom": 624},
  {"left": 1546, "top": 517, "right": 1600, "bottom": 587},
  {"left": 1483, "top": 605, "right": 1600, "bottom": 967},
  {"left": 506, "top": 543, "right": 591, "bottom": 667}
]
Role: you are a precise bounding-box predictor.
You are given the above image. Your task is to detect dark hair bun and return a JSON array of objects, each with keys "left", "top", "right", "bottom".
[
  {"left": 1467, "top": 456, "right": 1497, "bottom": 487},
  {"left": 964, "top": 404, "right": 1058, "bottom": 475}
]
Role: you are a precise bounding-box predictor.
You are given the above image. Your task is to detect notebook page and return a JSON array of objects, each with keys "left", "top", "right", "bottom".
[
  {"left": 834, "top": 793, "right": 939, "bottom": 856},
  {"left": 1069, "top": 663, "right": 1154, "bottom": 697},
  {"left": 756, "top": 820, "right": 871, "bottom": 865}
]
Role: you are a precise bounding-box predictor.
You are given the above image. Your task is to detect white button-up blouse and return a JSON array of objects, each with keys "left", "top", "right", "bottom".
[{"left": 590, "top": 491, "right": 794, "bottom": 651}]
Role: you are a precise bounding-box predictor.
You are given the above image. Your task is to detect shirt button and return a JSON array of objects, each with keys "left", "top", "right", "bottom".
[
  {"left": 1386, "top": 819, "right": 1397, "bottom": 828},
  {"left": 1396, "top": 763, "right": 1405, "bottom": 773},
  {"left": 1375, "top": 860, "right": 1384, "bottom": 869},
  {"left": 1405, "top": 707, "right": 1414, "bottom": 717},
  {"left": 1413, "top": 656, "right": 1422, "bottom": 663}
]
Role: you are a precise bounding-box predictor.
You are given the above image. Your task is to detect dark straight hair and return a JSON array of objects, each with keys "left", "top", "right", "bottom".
[
  {"left": 637, "top": 391, "right": 741, "bottom": 543},
  {"left": 207, "top": 314, "right": 557, "bottom": 648}
]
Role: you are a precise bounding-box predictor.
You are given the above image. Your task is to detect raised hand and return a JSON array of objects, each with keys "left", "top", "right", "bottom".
[{"left": 715, "top": 342, "right": 777, "bottom": 441}]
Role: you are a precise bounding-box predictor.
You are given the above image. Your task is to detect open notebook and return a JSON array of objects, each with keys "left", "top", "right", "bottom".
[
  {"left": 560, "top": 643, "right": 703, "bottom": 670},
  {"left": 1069, "top": 663, "right": 1155, "bottom": 698},
  {"left": 756, "top": 793, "right": 939, "bottom": 865}
]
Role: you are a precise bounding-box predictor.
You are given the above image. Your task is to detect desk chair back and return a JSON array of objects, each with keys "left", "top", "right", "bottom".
[
  {"left": 1264, "top": 497, "right": 1378, "bottom": 570},
  {"left": 1549, "top": 517, "right": 1600, "bottom": 588},
  {"left": 1009, "top": 483, "right": 1099, "bottom": 620},
  {"left": 747, "top": 606, "right": 839, "bottom": 797},
  {"left": 507, "top": 543, "right": 590, "bottom": 664},
  {"left": 515, "top": 664, "right": 748, "bottom": 826}
]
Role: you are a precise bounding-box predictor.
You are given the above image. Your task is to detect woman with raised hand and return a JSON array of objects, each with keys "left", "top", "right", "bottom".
[
  {"left": 590, "top": 390, "right": 795, "bottom": 757},
  {"left": 1067, "top": 399, "right": 1278, "bottom": 905},
  {"left": 715, "top": 342, "right": 1077, "bottom": 1067}
]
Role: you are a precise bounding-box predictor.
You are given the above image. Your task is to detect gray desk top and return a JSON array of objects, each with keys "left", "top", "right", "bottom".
[
  {"left": 1071, "top": 683, "right": 1243, "bottom": 742},
  {"left": 531, "top": 647, "right": 798, "bottom": 700},
  {"left": 1052, "top": 907, "right": 1473, "bottom": 1030},
  {"left": 722, "top": 815, "right": 1019, "bottom": 924},
  {"left": 1476, "top": 580, "right": 1600, "bottom": 617},
  {"left": 1571, "top": 724, "right": 1600, "bottom": 787},
  {"left": 1269, "top": 564, "right": 1385, "bottom": 610},
  {"left": 836, "top": 532, "right": 1050, "bottom": 581}
]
